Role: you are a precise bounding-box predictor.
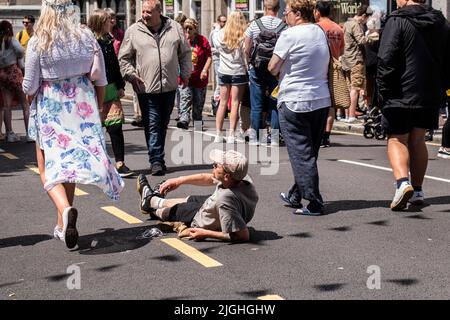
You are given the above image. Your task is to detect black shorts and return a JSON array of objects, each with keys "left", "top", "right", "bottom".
[
  {"left": 381, "top": 107, "right": 439, "bottom": 135},
  {"left": 168, "top": 195, "right": 210, "bottom": 225},
  {"left": 218, "top": 73, "right": 248, "bottom": 86}
]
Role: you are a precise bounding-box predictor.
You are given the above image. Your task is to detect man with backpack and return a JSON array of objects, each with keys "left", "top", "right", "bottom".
[
  {"left": 244, "top": 0, "right": 286, "bottom": 145},
  {"left": 16, "top": 15, "right": 35, "bottom": 52}
]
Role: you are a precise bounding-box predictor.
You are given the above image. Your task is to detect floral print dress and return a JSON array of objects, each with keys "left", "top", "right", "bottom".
[{"left": 28, "top": 75, "right": 124, "bottom": 200}]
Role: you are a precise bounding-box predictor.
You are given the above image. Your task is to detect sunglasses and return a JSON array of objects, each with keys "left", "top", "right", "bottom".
[
  {"left": 23, "top": 21, "right": 31, "bottom": 25},
  {"left": 184, "top": 27, "right": 194, "bottom": 31}
]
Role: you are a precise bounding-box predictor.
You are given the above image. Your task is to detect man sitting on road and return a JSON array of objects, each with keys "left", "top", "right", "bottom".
[{"left": 137, "top": 150, "right": 258, "bottom": 243}]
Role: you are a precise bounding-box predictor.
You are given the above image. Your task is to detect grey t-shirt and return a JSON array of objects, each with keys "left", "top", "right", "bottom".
[{"left": 191, "top": 176, "right": 258, "bottom": 233}]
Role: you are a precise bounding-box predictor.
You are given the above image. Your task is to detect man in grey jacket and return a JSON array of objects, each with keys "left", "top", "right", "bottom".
[{"left": 119, "top": 0, "right": 192, "bottom": 176}]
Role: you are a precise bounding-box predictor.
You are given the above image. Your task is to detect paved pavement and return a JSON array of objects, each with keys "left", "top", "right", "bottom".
[{"left": 1, "top": 101, "right": 449, "bottom": 300}]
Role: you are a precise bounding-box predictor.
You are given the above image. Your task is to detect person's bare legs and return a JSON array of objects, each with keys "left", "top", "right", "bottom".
[
  {"left": 325, "top": 107, "right": 335, "bottom": 133},
  {"left": 387, "top": 133, "right": 410, "bottom": 180},
  {"left": 1, "top": 90, "right": 14, "bottom": 133},
  {"left": 153, "top": 197, "right": 189, "bottom": 221},
  {"left": 18, "top": 91, "right": 29, "bottom": 133},
  {"left": 408, "top": 128, "right": 428, "bottom": 187},
  {"left": 347, "top": 88, "right": 359, "bottom": 119},
  {"left": 36, "top": 143, "right": 75, "bottom": 228},
  {"left": 228, "top": 85, "right": 245, "bottom": 134},
  {"left": 215, "top": 85, "right": 231, "bottom": 134}
]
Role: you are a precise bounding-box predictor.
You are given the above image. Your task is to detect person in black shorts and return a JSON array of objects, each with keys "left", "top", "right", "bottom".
[
  {"left": 377, "top": 0, "right": 450, "bottom": 211},
  {"left": 136, "top": 150, "right": 258, "bottom": 242}
]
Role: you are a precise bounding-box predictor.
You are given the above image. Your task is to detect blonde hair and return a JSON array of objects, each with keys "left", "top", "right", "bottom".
[
  {"left": 223, "top": 11, "right": 247, "bottom": 50},
  {"left": 88, "top": 9, "right": 110, "bottom": 36},
  {"left": 184, "top": 18, "right": 198, "bottom": 30},
  {"left": 34, "top": 0, "right": 81, "bottom": 53}
]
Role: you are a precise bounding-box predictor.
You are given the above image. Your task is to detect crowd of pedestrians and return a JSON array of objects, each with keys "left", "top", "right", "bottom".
[{"left": 1, "top": 0, "right": 449, "bottom": 248}]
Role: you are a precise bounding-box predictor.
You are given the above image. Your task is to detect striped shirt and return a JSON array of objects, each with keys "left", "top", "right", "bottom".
[{"left": 244, "top": 16, "right": 285, "bottom": 42}]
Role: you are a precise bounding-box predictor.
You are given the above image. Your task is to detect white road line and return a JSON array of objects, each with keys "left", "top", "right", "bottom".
[
  {"left": 0, "top": 148, "right": 5, "bottom": 152},
  {"left": 339, "top": 160, "right": 450, "bottom": 183}
]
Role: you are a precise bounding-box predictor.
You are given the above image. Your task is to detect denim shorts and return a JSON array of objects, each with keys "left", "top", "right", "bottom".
[{"left": 218, "top": 73, "right": 248, "bottom": 86}]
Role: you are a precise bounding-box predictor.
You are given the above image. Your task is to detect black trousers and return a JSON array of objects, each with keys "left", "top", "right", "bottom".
[
  {"left": 278, "top": 104, "right": 329, "bottom": 212},
  {"left": 442, "top": 101, "right": 450, "bottom": 148},
  {"left": 106, "top": 124, "right": 125, "bottom": 162}
]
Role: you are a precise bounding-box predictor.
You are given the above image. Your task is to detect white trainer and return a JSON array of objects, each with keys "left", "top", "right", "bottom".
[
  {"left": 53, "top": 225, "right": 64, "bottom": 242},
  {"left": 390, "top": 181, "right": 414, "bottom": 211},
  {"left": 6, "top": 131, "right": 20, "bottom": 143},
  {"left": 409, "top": 191, "right": 424, "bottom": 205},
  {"left": 214, "top": 134, "right": 224, "bottom": 143}
]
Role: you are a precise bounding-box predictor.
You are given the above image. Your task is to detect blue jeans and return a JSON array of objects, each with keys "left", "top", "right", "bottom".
[
  {"left": 249, "top": 68, "right": 279, "bottom": 140},
  {"left": 138, "top": 91, "right": 176, "bottom": 166}
]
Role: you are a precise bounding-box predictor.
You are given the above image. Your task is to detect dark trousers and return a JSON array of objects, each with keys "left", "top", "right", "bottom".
[
  {"left": 278, "top": 104, "right": 329, "bottom": 212},
  {"left": 106, "top": 124, "right": 124, "bottom": 162},
  {"left": 138, "top": 91, "right": 176, "bottom": 166},
  {"left": 442, "top": 102, "right": 450, "bottom": 148},
  {"left": 249, "top": 68, "right": 279, "bottom": 139}
]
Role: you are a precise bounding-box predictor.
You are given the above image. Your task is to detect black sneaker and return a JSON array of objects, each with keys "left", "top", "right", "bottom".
[
  {"left": 176, "top": 121, "right": 189, "bottom": 130},
  {"left": 151, "top": 163, "right": 165, "bottom": 176},
  {"left": 117, "top": 164, "right": 134, "bottom": 177},
  {"left": 279, "top": 192, "right": 302, "bottom": 208},
  {"left": 320, "top": 137, "right": 331, "bottom": 148},
  {"left": 131, "top": 119, "right": 143, "bottom": 127},
  {"left": 136, "top": 174, "right": 155, "bottom": 215}
]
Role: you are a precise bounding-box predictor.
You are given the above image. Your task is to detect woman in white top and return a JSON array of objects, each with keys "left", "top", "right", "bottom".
[
  {"left": 214, "top": 10, "right": 248, "bottom": 143},
  {"left": 22, "top": 0, "right": 124, "bottom": 249},
  {"left": 268, "top": 0, "right": 330, "bottom": 216}
]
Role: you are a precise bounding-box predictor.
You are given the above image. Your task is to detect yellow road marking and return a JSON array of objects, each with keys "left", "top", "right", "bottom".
[
  {"left": 74, "top": 188, "right": 88, "bottom": 196},
  {"left": 257, "top": 295, "right": 285, "bottom": 300},
  {"left": 101, "top": 206, "right": 143, "bottom": 224},
  {"left": 161, "top": 238, "right": 223, "bottom": 268},
  {"left": 1, "top": 153, "right": 18, "bottom": 159},
  {"left": 26, "top": 165, "right": 40, "bottom": 174}
]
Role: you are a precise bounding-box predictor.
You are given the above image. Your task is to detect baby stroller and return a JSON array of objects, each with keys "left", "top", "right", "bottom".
[
  {"left": 363, "top": 106, "right": 386, "bottom": 140},
  {"left": 362, "top": 70, "right": 386, "bottom": 140}
]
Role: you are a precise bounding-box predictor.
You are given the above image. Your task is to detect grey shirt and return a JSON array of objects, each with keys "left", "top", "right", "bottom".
[{"left": 191, "top": 176, "right": 258, "bottom": 233}]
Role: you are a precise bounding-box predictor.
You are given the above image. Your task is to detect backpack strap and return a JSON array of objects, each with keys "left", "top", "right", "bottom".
[
  {"left": 255, "top": 18, "right": 269, "bottom": 33},
  {"left": 274, "top": 22, "right": 287, "bottom": 34}
]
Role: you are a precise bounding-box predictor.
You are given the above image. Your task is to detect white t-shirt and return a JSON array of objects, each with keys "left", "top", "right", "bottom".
[
  {"left": 216, "top": 29, "right": 247, "bottom": 76},
  {"left": 273, "top": 24, "right": 331, "bottom": 112}
]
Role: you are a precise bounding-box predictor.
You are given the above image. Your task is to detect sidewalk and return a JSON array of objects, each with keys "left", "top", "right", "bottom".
[{"left": 124, "top": 84, "right": 444, "bottom": 144}]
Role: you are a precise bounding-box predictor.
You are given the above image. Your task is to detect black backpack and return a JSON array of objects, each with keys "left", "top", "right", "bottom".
[{"left": 250, "top": 19, "right": 286, "bottom": 71}]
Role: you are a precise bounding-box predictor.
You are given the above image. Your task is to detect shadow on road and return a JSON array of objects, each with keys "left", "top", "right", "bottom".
[
  {"left": 75, "top": 225, "right": 159, "bottom": 255},
  {"left": 248, "top": 228, "right": 283, "bottom": 245},
  {"left": 0, "top": 234, "right": 52, "bottom": 249}
]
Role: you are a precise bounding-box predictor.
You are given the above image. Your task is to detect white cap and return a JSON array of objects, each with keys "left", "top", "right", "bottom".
[{"left": 209, "top": 149, "right": 248, "bottom": 181}]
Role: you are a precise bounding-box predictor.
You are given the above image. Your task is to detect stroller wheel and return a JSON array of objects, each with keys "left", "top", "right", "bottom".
[
  {"left": 374, "top": 126, "right": 386, "bottom": 140},
  {"left": 363, "top": 126, "right": 374, "bottom": 139}
]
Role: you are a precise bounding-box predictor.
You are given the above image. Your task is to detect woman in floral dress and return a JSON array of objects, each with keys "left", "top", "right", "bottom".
[{"left": 22, "top": 0, "right": 124, "bottom": 249}]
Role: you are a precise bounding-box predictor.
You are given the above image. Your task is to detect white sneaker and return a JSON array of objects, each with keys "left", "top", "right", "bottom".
[
  {"left": 409, "top": 191, "right": 424, "bottom": 205},
  {"left": 390, "top": 181, "right": 414, "bottom": 211},
  {"left": 6, "top": 131, "right": 20, "bottom": 143},
  {"left": 437, "top": 147, "right": 450, "bottom": 159},
  {"left": 214, "top": 134, "right": 225, "bottom": 143},
  {"left": 226, "top": 135, "right": 236, "bottom": 144},
  {"left": 62, "top": 207, "right": 78, "bottom": 249},
  {"left": 344, "top": 117, "right": 357, "bottom": 123},
  {"left": 53, "top": 225, "right": 65, "bottom": 242}
]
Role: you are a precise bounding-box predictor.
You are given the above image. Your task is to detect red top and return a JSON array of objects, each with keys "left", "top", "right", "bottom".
[
  {"left": 187, "top": 34, "right": 212, "bottom": 88},
  {"left": 317, "top": 19, "right": 344, "bottom": 60},
  {"left": 111, "top": 27, "right": 124, "bottom": 56}
]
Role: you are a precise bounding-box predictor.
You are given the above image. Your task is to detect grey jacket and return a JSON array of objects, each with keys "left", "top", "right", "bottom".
[{"left": 118, "top": 16, "right": 192, "bottom": 94}]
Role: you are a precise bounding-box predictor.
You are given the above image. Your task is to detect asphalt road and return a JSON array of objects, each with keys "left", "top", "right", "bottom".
[{"left": 1, "top": 102, "right": 449, "bottom": 300}]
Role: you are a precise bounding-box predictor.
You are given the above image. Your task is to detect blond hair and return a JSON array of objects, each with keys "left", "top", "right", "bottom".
[
  {"left": 286, "top": 0, "right": 315, "bottom": 22},
  {"left": 88, "top": 9, "right": 110, "bottom": 36},
  {"left": 184, "top": 18, "right": 199, "bottom": 31},
  {"left": 223, "top": 11, "right": 247, "bottom": 50},
  {"left": 34, "top": 0, "right": 81, "bottom": 53}
]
